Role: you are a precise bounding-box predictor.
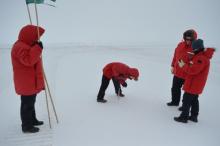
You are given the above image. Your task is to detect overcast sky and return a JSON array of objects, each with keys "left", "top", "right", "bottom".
[{"left": 0, "top": 0, "right": 219, "bottom": 47}]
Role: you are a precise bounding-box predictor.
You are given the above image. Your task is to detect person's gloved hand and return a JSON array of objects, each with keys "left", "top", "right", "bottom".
[
  {"left": 178, "top": 59, "right": 185, "bottom": 68},
  {"left": 36, "top": 41, "right": 43, "bottom": 49},
  {"left": 171, "top": 66, "right": 174, "bottom": 74},
  {"left": 121, "top": 82, "right": 127, "bottom": 87}
]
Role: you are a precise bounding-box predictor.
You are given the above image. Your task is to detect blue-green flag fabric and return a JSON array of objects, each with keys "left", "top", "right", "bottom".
[
  {"left": 26, "top": 0, "right": 44, "bottom": 4},
  {"left": 26, "top": 0, "right": 56, "bottom": 4}
]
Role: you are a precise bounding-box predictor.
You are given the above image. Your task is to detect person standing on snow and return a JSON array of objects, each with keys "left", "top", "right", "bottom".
[
  {"left": 11, "top": 25, "right": 45, "bottom": 133},
  {"left": 167, "top": 29, "right": 197, "bottom": 110},
  {"left": 97, "top": 62, "right": 139, "bottom": 103},
  {"left": 174, "top": 39, "right": 215, "bottom": 123}
]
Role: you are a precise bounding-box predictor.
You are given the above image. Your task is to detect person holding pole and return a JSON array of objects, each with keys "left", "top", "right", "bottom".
[
  {"left": 97, "top": 62, "right": 139, "bottom": 103},
  {"left": 11, "top": 25, "right": 45, "bottom": 133}
]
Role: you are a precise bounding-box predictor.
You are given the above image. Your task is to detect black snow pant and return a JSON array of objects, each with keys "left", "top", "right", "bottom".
[
  {"left": 97, "top": 75, "right": 122, "bottom": 100},
  {"left": 171, "top": 76, "right": 185, "bottom": 105},
  {"left": 180, "top": 92, "right": 199, "bottom": 119},
  {"left": 20, "top": 94, "right": 37, "bottom": 128}
]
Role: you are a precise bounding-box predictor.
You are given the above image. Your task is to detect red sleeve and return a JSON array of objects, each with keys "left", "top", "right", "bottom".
[
  {"left": 182, "top": 56, "right": 208, "bottom": 75},
  {"left": 171, "top": 46, "right": 178, "bottom": 67},
  {"left": 15, "top": 44, "right": 42, "bottom": 67},
  {"left": 112, "top": 66, "right": 127, "bottom": 84}
]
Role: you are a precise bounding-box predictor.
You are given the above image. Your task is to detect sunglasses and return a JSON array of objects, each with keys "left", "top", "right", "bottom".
[{"left": 184, "top": 37, "right": 193, "bottom": 41}]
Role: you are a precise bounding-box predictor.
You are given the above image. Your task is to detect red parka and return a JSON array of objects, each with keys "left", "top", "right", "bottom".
[
  {"left": 103, "top": 62, "right": 139, "bottom": 84},
  {"left": 182, "top": 48, "right": 215, "bottom": 95},
  {"left": 11, "top": 25, "right": 45, "bottom": 95},
  {"left": 171, "top": 30, "right": 197, "bottom": 79}
]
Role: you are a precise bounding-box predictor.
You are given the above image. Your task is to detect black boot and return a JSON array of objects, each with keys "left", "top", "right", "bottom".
[
  {"left": 188, "top": 116, "right": 198, "bottom": 123},
  {"left": 167, "top": 102, "right": 179, "bottom": 106},
  {"left": 174, "top": 116, "right": 188, "bottom": 123},
  {"left": 22, "top": 126, "right": 39, "bottom": 133},
  {"left": 33, "top": 120, "right": 44, "bottom": 126},
  {"left": 118, "top": 92, "right": 125, "bottom": 97},
  {"left": 97, "top": 99, "right": 107, "bottom": 103},
  {"left": 178, "top": 106, "right": 183, "bottom": 111}
]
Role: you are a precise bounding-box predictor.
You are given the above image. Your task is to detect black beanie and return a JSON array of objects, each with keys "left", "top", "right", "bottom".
[
  {"left": 192, "top": 39, "right": 204, "bottom": 53},
  {"left": 183, "top": 29, "right": 195, "bottom": 40}
]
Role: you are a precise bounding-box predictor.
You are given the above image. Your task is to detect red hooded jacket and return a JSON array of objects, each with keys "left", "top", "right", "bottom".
[
  {"left": 103, "top": 62, "right": 139, "bottom": 84},
  {"left": 171, "top": 30, "right": 197, "bottom": 79},
  {"left": 182, "top": 48, "right": 215, "bottom": 95},
  {"left": 11, "top": 25, "right": 45, "bottom": 95}
]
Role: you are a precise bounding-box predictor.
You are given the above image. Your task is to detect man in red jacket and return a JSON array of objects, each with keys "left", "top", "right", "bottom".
[
  {"left": 97, "top": 62, "right": 139, "bottom": 103},
  {"left": 11, "top": 25, "right": 45, "bottom": 133},
  {"left": 167, "top": 29, "right": 197, "bottom": 108},
  {"left": 174, "top": 39, "right": 215, "bottom": 123}
]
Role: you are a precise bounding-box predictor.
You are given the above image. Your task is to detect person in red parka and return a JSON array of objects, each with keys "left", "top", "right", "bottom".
[
  {"left": 11, "top": 25, "right": 45, "bottom": 133},
  {"left": 174, "top": 39, "right": 215, "bottom": 123},
  {"left": 167, "top": 29, "right": 197, "bottom": 108},
  {"left": 97, "top": 62, "right": 139, "bottom": 103}
]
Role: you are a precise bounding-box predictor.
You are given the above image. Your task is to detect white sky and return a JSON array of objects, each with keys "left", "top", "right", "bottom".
[{"left": 0, "top": 0, "right": 220, "bottom": 47}]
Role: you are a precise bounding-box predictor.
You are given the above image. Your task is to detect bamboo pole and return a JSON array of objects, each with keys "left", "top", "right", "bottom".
[
  {"left": 45, "top": 87, "right": 52, "bottom": 128},
  {"left": 34, "top": 0, "right": 53, "bottom": 128},
  {"left": 26, "top": 4, "right": 32, "bottom": 24},
  {"left": 33, "top": 0, "right": 59, "bottom": 128},
  {"left": 43, "top": 70, "right": 59, "bottom": 124},
  {"left": 34, "top": 0, "right": 40, "bottom": 40}
]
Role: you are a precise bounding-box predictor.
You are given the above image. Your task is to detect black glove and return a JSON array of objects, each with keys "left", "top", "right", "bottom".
[
  {"left": 121, "top": 82, "right": 127, "bottom": 87},
  {"left": 36, "top": 41, "right": 43, "bottom": 49}
]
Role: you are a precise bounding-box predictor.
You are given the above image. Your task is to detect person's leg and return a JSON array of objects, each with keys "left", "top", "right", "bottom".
[
  {"left": 20, "top": 94, "right": 39, "bottom": 133},
  {"left": 189, "top": 95, "right": 199, "bottom": 122},
  {"left": 168, "top": 76, "right": 184, "bottom": 106},
  {"left": 31, "top": 94, "right": 44, "bottom": 125},
  {"left": 112, "top": 77, "right": 124, "bottom": 97},
  {"left": 97, "top": 75, "right": 110, "bottom": 102},
  {"left": 174, "top": 92, "right": 193, "bottom": 123}
]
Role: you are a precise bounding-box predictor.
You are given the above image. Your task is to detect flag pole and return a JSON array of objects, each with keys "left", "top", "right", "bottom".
[
  {"left": 43, "top": 70, "right": 59, "bottom": 124},
  {"left": 26, "top": 4, "right": 32, "bottom": 24},
  {"left": 33, "top": 0, "right": 59, "bottom": 127},
  {"left": 45, "top": 86, "right": 52, "bottom": 128},
  {"left": 33, "top": 0, "right": 52, "bottom": 128},
  {"left": 34, "top": 0, "right": 40, "bottom": 40}
]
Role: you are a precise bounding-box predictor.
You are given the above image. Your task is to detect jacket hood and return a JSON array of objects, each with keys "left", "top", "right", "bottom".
[
  {"left": 204, "top": 48, "right": 215, "bottom": 59},
  {"left": 18, "top": 25, "right": 45, "bottom": 45},
  {"left": 183, "top": 29, "right": 197, "bottom": 40},
  {"left": 128, "top": 68, "right": 139, "bottom": 78}
]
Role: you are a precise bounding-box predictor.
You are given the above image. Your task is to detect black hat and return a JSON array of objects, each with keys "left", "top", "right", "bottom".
[
  {"left": 192, "top": 39, "right": 205, "bottom": 53},
  {"left": 183, "top": 29, "right": 195, "bottom": 41}
]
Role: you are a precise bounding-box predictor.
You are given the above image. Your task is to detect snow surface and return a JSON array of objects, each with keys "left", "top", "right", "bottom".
[{"left": 0, "top": 45, "right": 220, "bottom": 146}]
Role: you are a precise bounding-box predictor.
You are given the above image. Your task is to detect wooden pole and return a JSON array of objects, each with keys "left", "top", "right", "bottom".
[
  {"left": 34, "top": 0, "right": 40, "bottom": 40},
  {"left": 43, "top": 70, "right": 59, "bottom": 124},
  {"left": 45, "top": 87, "right": 52, "bottom": 129},
  {"left": 33, "top": 0, "right": 59, "bottom": 127},
  {"left": 26, "top": 4, "right": 32, "bottom": 24}
]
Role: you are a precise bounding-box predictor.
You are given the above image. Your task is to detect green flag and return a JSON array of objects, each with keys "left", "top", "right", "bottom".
[
  {"left": 26, "top": 0, "right": 44, "bottom": 4},
  {"left": 26, "top": 0, "right": 56, "bottom": 4}
]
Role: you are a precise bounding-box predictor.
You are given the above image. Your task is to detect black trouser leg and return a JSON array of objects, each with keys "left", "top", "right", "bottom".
[
  {"left": 97, "top": 75, "right": 110, "bottom": 100},
  {"left": 171, "top": 76, "right": 184, "bottom": 104},
  {"left": 31, "top": 96, "right": 37, "bottom": 121},
  {"left": 180, "top": 92, "right": 197, "bottom": 119},
  {"left": 112, "top": 77, "right": 121, "bottom": 95},
  {"left": 191, "top": 95, "right": 199, "bottom": 117},
  {"left": 20, "top": 94, "right": 37, "bottom": 128}
]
